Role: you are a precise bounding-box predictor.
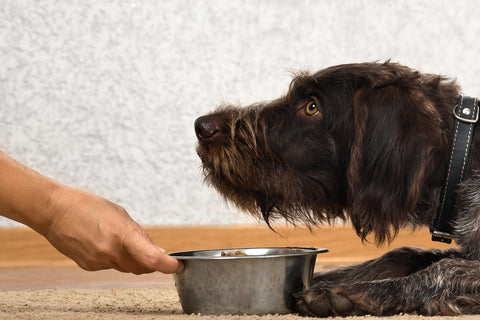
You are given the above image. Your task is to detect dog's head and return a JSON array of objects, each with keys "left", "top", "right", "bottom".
[{"left": 195, "top": 62, "right": 459, "bottom": 243}]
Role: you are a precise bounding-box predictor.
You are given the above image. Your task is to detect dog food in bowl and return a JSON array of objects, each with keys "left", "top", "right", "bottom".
[
  {"left": 169, "top": 247, "right": 328, "bottom": 315},
  {"left": 221, "top": 250, "right": 248, "bottom": 256}
]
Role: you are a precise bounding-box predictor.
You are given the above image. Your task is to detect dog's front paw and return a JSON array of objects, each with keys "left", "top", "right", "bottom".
[{"left": 296, "top": 286, "right": 374, "bottom": 317}]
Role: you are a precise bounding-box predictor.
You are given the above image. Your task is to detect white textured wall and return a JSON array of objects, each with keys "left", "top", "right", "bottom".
[{"left": 1, "top": 0, "right": 480, "bottom": 227}]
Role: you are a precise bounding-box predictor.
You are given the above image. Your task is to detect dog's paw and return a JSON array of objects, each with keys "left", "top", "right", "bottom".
[{"left": 296, "top": 286, "right": 373, "bottom": 317}]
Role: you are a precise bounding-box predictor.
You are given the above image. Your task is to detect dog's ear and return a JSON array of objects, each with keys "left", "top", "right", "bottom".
[{"left": 347, "top": 84, "right": 446, "bottom": 244}]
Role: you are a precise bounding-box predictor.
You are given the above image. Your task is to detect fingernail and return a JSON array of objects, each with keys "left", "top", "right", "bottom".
[{"left": 158, "top": 247, "right": 166, "bottom": 253}]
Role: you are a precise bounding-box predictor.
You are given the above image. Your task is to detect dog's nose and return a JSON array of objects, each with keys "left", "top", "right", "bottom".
[{"left": 194, "top": 115, "right": 225, "bottom": 142}]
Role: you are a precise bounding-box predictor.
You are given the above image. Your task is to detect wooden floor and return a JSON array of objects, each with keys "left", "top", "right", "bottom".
[{"left": 0, "top": 225, "right": 455, "bottom": 290}]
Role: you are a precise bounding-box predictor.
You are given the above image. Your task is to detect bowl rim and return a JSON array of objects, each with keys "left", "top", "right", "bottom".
[{"left": 168, "top": 246, "right": 328, "bottom": 260}]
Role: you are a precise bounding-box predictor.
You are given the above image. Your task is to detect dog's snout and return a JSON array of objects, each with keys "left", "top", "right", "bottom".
[{"left": 194, "top": 115, "right": 225, "bottom": 142}]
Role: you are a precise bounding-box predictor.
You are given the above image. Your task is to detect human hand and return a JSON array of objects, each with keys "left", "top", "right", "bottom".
[{"left": 41, "top": 185, "right": 183, "bottom": 274}]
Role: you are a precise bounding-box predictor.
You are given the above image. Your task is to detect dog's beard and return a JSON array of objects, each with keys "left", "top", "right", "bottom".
[
  {"left": 198, "top": 140, "right": 273, "bottom": 220},
  {"left": 199, "top": 151, "right": 344, "bottom": 228}
]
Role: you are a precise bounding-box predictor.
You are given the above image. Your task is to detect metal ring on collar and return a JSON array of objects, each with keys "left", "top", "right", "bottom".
[{"left": 453, "top": 99, "right": 479, "bottom": 123}]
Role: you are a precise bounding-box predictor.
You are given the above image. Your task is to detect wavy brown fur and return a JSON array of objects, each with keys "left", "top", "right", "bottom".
[
  {"left": 194, "top": 61, "right": 480, "bottom": 316},
  {"left": 196, "top": 61, "right": 458, "bottom": 243}
]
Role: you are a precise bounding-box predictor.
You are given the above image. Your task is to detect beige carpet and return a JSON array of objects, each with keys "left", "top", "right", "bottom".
[{"left": 0, "top": 287, "right": 477, "bottom": 320}]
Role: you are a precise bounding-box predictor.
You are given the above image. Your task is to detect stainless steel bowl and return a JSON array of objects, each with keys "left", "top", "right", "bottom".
[{"left": 169, "top": 247, "right": 328, "bottom": 315}]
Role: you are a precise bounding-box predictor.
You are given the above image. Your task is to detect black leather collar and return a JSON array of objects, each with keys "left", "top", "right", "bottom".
[{"left": 430, "top": 95, "right": 479, "bottom": 243}]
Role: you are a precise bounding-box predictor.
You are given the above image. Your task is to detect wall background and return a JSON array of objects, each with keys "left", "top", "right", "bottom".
[{"left": 1, "top": 0, "right": 480, "bottom": 227}]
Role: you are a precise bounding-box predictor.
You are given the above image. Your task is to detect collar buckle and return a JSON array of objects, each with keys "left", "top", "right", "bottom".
[{"left": 453, "top": 96, "right": 479, "bottom": 123}]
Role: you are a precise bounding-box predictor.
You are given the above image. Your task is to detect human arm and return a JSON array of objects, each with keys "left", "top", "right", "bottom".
[{"left": 0, "top": 151, "right": 182, "bottom": 274}]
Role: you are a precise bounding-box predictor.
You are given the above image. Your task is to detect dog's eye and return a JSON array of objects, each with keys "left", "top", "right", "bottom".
[{"left": 305, "top": 101, "right": 319, "bottom": 116}]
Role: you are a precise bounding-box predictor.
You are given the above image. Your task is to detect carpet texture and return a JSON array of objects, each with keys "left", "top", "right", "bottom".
[{"left": 1, "top": 287, "right": 478, "bottom": 320}]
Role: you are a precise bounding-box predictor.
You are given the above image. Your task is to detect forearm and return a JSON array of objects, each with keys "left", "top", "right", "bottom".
[
  {"left": 0, "top": 151, "right": 182, "bottom": 274},
  {"left": 0, "top": 151, "right": 62, "bottom": 234}
]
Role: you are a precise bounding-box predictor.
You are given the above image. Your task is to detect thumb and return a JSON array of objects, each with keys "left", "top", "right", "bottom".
[
  {"left": 125, "top": 231, "right": 183, "bottom": 274},
  {"left": 153, "top": 246, "right": 184, "bottom": 273}
]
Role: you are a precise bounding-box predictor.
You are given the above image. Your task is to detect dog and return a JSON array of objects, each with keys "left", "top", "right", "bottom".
[{"left": 194, "top": 61, "right": 480, "bottom": 316}]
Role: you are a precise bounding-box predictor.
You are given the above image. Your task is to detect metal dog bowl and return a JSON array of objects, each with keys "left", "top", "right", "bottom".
[{"left": 169, "top": 247, "right": 328, "bottom": 315}]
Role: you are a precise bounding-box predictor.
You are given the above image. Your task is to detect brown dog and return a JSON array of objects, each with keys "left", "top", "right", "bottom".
[{"left": 194, "top": 62, "right": 480, "bottom": 316}]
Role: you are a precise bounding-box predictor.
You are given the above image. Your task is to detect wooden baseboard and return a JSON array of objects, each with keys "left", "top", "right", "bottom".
[{"left": 0, "top": 225, "right": 455, "bottom": 267}]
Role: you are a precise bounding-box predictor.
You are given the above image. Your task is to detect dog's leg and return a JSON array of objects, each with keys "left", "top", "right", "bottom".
[
  {"left": 309, "top": 246, "right": 461, "bottom": 286},
  {"left": 297, "top": 247, "right": 468, "bottom": 316}
]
